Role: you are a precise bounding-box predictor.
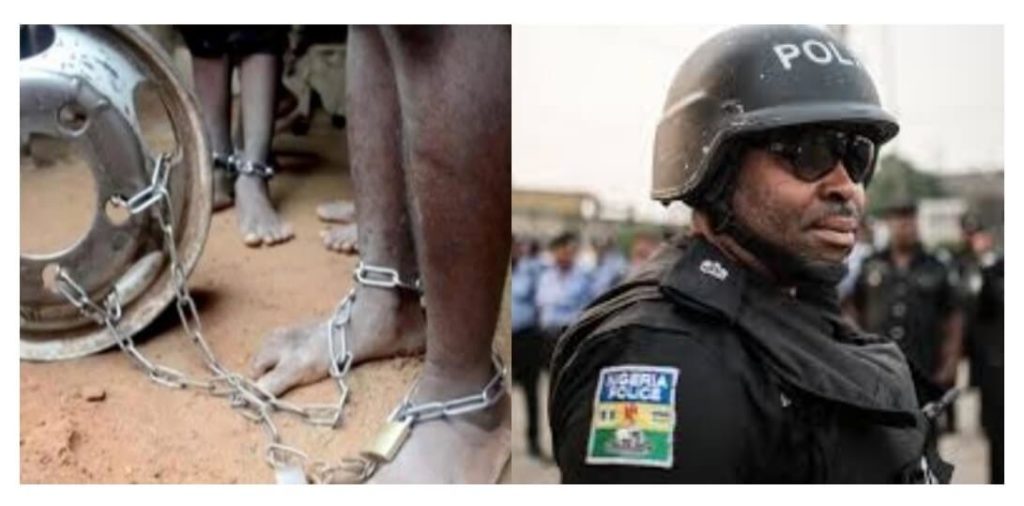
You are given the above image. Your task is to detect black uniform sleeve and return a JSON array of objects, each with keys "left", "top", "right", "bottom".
[{"left": 552, "top": 327, "right": 755, "bottom": 483}]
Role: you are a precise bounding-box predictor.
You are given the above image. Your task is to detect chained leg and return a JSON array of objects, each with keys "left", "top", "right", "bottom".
[
  {"left": 367, "top": 25, "right": 511, "bottom": 484},
  {"left": 191, "top": 55, "right": 234, "bottom": 210},
  {"left": 234, "top": 52, "right": 294, "bottom": 247},
  {"left": 249, "top": 27, "right": 425, "bottom": 396}
]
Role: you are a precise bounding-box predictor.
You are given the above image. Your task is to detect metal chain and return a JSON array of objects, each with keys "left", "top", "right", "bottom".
[
  {"left": 319, "top": 289, "right": 354, "bottom": 427},
  {"left": 234, "top": 159, "right": 275, "bottom": 178},
  {"left": 393, "top": 351, "right": 507, "bottom": 424},
  {"left": 52, "top": 153, "right": 509, "bottom": 483},
  {"left": 50, "top": 153, "right": 367, "bottom": 484},
  {"left": 354, "top": 262, "right": 421, "bottom": 293},
  {"left": 213, "top": 151, "right": 274, "bottom": 179}
]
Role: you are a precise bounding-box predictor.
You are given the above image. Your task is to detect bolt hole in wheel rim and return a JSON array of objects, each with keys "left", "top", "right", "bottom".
[{"left": 20, "top": 25, "right": 212, "bottom": 361}]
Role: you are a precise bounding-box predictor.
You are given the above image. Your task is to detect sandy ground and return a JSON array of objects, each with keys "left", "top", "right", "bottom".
[{"left": 20, "top": 110, "right": 512, "bottom": 484}]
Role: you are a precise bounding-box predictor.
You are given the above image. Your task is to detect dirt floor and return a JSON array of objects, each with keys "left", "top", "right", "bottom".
[{"left": 20, "top": 110, "right": 512, "bottom": 484}]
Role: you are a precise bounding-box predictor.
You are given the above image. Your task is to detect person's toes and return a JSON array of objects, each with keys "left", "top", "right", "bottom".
[
  {"left": 320, "top": 228, "right": 340, "bottom": 251},
  {"left": 320, "top": 225, "right": 358, "bottom": 254},
  {"left": 250, "top": 340, "right": 282, "bottom": 377},
  {"left": 254, "top": 365, "right": 298, "bottom": 398},
  {"left": 243, "top": 232, "right": 262, "bottom": 247},
  {"left": 261, "top": 228, "right": 277, "bottom": 247},
  {"left": 279, "top": 223, "right": 294, "bottom": 242}
]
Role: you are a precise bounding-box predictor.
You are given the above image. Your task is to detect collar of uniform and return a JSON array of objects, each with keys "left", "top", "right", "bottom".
[
  {"left": 658, "top": 235, "right": 748, "bottom": 323},
  {"left": 660, "top": 236, "right": 920, "bottom": 423}
]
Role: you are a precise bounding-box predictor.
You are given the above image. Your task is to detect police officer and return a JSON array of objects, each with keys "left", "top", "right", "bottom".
[
  {"left": 850, "top": 201, "right": 964, "bottom": 399},
  {"left": 511, "top": 237, "right": 548, "bottom": 458},
  {"left": 955, "top": 213, "right": 998, "bottom": 388},
  {"left": 974, "top": 257, "right": 1003, "bottom": 483},
  {"left": 947, "top": 213, "right": 1003, "bottom": 482},
  {"left": 548, "top": 25, "right": 952, "bottom": 483}
]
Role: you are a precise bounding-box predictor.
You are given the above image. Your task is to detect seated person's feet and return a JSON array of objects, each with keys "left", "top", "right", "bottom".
[
  {"left": 235, "top": 175, "right": 294, "bottom": 247},
  {"left": 366, "top": 360, "right": 511, "bottom": 484},
  {"left": 316, "top": 199, "right": 356, "bottom": 223},
  {"left": 250, "top": 285, "right": 425, "bottom": 397},
  {"left": 320, "top": 224, "right": 359, "bottom": 254}
]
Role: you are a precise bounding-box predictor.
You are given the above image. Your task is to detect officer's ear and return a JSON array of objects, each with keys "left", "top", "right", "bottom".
[{"left": 694, "top": 141, "right": 748, "bottom": 233}]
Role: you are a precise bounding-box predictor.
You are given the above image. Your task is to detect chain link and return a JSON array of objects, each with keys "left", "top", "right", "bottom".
[
  {"left": 50, "top": 153, "right": 509, "bottom": 483},
  {"left": 234, "top": 159, "right": 275, "bottom": 178},
  {"left": 213, "top": 152, "right": 274, "bottom": 179},
  {"left": 353, "top": 262, "right": 421, "bottom": 293},
  {"left": 110, "top": 153, "right": 172, "bottom": 215},
  {"left": 50, "top": 153, "right": 370, "bottom": 484},
  {"left": 393, "top": 351, "right": 507, "bottom": 424}
]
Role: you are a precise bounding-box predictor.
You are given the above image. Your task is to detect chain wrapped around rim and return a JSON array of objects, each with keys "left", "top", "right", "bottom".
[
  {"left": 50, "top": 153, "right": 373, "bottom": 483},
  {"left": 50, "top": 152, "right": 509, "bottom": 484}
]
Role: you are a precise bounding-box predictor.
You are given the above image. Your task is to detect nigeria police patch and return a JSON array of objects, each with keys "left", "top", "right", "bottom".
[{"left": 586, "top": 365, "right": 678, "bottom": 468}]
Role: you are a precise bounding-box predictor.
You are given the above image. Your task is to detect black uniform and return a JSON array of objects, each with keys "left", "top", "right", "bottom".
[
  {"left": 549, "top": 236, "right": 951, "bottom": 483},
  {"left": 974, "top": 258, "right": 1004, "bottom": 483},
  {"left": 852, "top": 246, "right": 959, "bottom": 390}
]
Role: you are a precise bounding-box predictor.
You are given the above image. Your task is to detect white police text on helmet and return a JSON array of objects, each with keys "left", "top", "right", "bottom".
[{"left": 772, "top": 39, "right": 858, "bottom": 71}]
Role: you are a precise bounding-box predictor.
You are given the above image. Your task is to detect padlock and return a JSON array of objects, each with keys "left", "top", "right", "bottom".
[{"left": 361, "top": 417, "right": 413, "bottom": 462}]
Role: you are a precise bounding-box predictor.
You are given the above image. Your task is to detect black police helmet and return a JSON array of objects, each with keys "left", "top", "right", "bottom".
[{"left": 652, "top": 25, "right": 899, "bottom": 206}]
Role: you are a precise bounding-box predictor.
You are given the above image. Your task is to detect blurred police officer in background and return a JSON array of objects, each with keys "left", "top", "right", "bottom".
[
  {"left": 536, "top": 232, "right": 594, "bottom": 342},
  {"left": 512, "top": 237, "right": 547, "bottom": 458},
  {"left": 549, "top": 25, "right": 952, "bottom": 483},
  {"left": 974, "top": 255, "right": 1003, "bottom": 483},
  {"left": 951, "top": 214, "right": 1002, "bottom": 484},
  {"left": 848, "top": 201, "right": 963, "bottom": 405}
]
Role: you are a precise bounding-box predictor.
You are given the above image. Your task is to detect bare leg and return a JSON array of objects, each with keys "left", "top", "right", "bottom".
[
  {"left": 235, "top": 53, "right": 294, "bottom": 247},
  {"left": 191, "top": 55, "right": 233, "bottom": 210},
  {"left": 250, "top": 28, "right": 424, "bottom": 395},
  {"left": 368, "top": 25, "right": 511, "bottom": 484}
]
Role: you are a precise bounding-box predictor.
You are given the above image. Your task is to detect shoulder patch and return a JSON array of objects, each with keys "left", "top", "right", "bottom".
[{"left": 586, "top": 365, "right": 678, "bottom": 469}]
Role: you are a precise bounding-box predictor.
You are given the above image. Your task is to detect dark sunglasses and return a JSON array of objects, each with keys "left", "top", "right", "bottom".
[{"left": 757, "top": 127, "right": 877, "bottom": 184}]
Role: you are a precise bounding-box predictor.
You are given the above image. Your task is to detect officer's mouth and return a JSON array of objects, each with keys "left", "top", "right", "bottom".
[{"left": 806, "top": 216, "right": 857, "bottom": 249}]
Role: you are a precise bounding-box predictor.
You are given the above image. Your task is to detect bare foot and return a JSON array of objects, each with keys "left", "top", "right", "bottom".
[
  {"left": 235, "top": 176, "right": 294, "bottom": 247},
  {"left": 316, "top": 200, "right": 356, "bottom": 223},
  {"left": 249, "top": 286, "right": 426, "bottom": 397},
  {"left": 213, "top": 169, "right": 234, "bottom": 211},
  {"left": 320, "top": 224, "right": 359, "bottom": 254},
  {"left": 366, "top": 361, "right": 511, "bottom": 484}
]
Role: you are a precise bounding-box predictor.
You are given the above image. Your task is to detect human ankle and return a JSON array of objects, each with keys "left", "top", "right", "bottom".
[{"left": 418, "top": 353, "right": 495, "bottom": 394}]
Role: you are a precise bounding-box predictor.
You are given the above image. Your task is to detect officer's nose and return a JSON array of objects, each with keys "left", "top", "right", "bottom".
[{"left": 818, "top": 160, "right": 858, "bottom": 202}]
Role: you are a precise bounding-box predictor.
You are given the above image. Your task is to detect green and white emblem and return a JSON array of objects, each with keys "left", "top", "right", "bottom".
[{"left": 586, "top": 365, "right": 678, "bottom": 468}]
